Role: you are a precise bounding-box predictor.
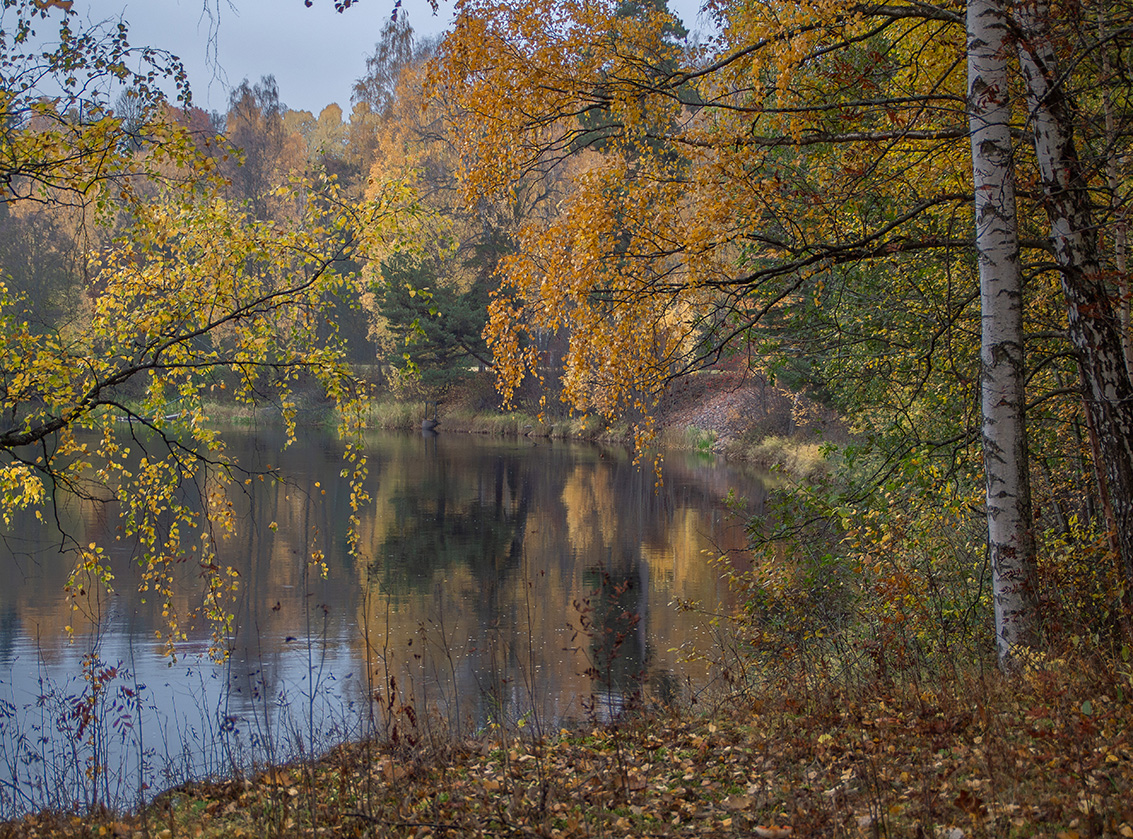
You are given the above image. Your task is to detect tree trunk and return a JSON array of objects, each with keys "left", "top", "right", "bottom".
[
  {"left": 1096, "top": 5, "right": 1132, "bottom": 378},
  {"left": 1015, "top": 0, "right": 1133, "bottom": 597},
  {"left": 968, "top": 0, "right": 1039, "bottom": 668}
]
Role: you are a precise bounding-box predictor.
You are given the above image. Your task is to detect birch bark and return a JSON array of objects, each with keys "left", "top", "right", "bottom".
[
  {"left": 1014, "top": 0, "right": 1133, "bottom": 596},
  {"left": 967, "top": 0, "right": 1039, "bottom": 667},
  {"left": 1096, "top": 6, "right": 1132, "bottom": 378}
]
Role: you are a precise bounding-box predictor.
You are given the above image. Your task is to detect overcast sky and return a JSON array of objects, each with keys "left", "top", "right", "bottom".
[
  {"left": 74, "top": 0, "right": 455, "bottom": 115},
  {"left": 72, "top": 0, "right": 708, "bottom": 117}
]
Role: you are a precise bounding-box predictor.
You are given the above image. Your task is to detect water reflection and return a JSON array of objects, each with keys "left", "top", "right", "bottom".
[{"left": 0, "top": 428, "right": 765, "bottom": 813}]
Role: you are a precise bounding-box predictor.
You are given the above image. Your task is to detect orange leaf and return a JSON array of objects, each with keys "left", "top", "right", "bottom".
[{"left": 754, "top": 826, "right": 793, "bottom": 839}]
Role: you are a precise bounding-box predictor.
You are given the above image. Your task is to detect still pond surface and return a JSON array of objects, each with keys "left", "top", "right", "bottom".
[{"left": 0, "top": 428, "right": 766, "bottom": 814}]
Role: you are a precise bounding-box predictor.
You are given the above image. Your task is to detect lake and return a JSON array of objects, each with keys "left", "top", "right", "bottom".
[{"left": 0, "top": 427, "right": 765, "bottom": 815}]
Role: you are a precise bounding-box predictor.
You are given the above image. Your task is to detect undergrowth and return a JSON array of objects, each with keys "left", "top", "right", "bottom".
[{"left": 721, "top": 435, "right": 831, "bottom": 480}]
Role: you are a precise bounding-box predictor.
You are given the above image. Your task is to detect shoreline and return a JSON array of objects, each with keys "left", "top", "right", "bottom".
[
  {"left": 191, "top": 395, "right": 835, "bottom": 480},
  {"left": 358, "top": 397, "right": 835, "bottom": 481}
]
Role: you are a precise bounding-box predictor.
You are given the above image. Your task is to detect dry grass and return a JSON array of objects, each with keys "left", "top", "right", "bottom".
[{"left": 722, "top": 435, "right": 832, "bottom": 481}]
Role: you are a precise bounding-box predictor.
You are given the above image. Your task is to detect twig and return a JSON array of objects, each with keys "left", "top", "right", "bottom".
[{"left": 342, "top": 812, "right": 516, "bottom": 836}]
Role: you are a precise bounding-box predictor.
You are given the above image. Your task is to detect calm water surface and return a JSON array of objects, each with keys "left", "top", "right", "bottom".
[{"left": 0, "top": 428, "right": 765, "bottom": 813}]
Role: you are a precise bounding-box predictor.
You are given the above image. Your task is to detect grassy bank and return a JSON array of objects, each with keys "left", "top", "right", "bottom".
[
  {"left": 176, "top": 386, "right": 832, "bottom": 481},
  {"left": 654, "top": 426, "right": 833, "bottom": 480},
  {"left": 367, "top": 397, "right": 832, "bottom": 480},
  {"left": 364, "top": 398, "right": 633, "bottom": 443},
  {"left": 7, "top": 648, "right": 1130, "bottom": 839}
]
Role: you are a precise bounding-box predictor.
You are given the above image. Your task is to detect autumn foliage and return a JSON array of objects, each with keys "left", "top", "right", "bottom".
[
  {"left": 428, "top": 0, "right": 1133, "bottom": 674},
  {"left": 0, "top": 0, "right": 421, "bottom": 656},
  {"left": 6, "top": 0, "right": 1133, "bottom": 830}
]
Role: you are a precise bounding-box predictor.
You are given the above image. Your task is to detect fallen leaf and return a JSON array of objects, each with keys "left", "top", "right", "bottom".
[
  {"left": 955, "top": 789, "right": 987, "bottom": 816},
  {"left": 754, "top": 825, "right": 793, "bottom": 838}
]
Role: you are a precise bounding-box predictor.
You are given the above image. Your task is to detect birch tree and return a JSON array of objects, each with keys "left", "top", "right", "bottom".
[
  {"left": 967, "top": 0, "right": 1038, "bottom": 664},
  {"left": 1012, "top": 0, "right": 1133, "bottom": 593},
  {"left": 434, "top": 0, "right": 1025, "bottom": 652}
]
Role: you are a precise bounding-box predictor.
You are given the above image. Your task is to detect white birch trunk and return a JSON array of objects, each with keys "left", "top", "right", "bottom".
[
  {"left": 968, "top": 0, "right": 1039, "bottom": 668},
  {"left": 1097, "top": 6, "right": 1132, "bottom": 378},
  {"left": 1015, "top": 0, "right": 1133, "bottom": 596}
]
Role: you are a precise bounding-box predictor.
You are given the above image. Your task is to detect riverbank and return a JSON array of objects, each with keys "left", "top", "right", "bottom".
[
  {"left": 142, "top": 368, "right": 836, "bottom": 479},
  {"left": 5, "top": 652, "right": 1129, "bottom": 839},
  {"left": 364, "top": 368, "right": 841, "bottom": 479}
]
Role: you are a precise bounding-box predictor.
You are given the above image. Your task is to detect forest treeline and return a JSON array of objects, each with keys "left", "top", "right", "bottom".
[{"left": 2, "top": 0, "right": 1133, "bottom": 672}]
